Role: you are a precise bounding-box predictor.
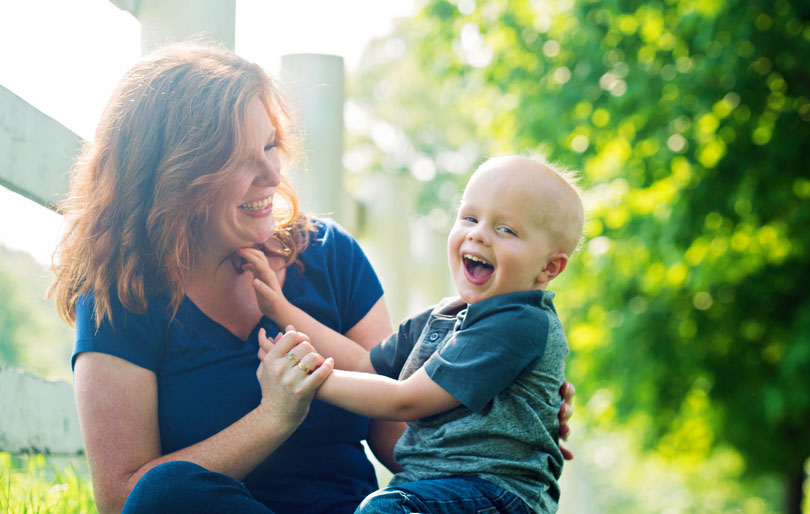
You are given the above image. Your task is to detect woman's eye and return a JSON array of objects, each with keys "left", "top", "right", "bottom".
[{"left": 264, "top": 142, "right": 277, "bottom": 152}]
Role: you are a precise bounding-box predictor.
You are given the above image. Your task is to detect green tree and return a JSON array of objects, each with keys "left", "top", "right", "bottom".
[
  {"left": 348, "top": 0, "right": 810, "bottom": 511},
  {"left": 0, "top": 268, "right": 28, "bottom": 365},
  {"left": 0, "top": 245, "right": 74, "bottom": 381}
]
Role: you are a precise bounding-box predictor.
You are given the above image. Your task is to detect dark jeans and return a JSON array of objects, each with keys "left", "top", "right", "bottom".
[
  {"left": 122, "top": 461, "right": 273, "bottom": 514},
  {"left": 355, "top": 477, "right": 531, "bottom": 514}
]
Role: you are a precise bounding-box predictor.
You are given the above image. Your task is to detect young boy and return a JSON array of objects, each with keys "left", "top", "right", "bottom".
[{"left": 242, "top": 155, "right": 584, "bottom": 513}]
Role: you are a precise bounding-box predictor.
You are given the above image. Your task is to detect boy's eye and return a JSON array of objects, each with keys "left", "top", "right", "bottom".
[
  {"left": 498, "top": 226, "right": 517, "bottom": 236},
  {"left": 462, "top": 216, "right": 478, "bottom": 223}
]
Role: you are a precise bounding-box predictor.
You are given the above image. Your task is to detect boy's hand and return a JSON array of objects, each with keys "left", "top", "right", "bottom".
[{"left": 237, "top": 247, "right": 291, "bottom": 322}]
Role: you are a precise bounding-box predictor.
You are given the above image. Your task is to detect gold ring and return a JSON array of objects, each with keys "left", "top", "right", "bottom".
[
  {"left": 298, "top": 362, "right": 311, "bottom": 373},
  {"left": 286, "top": 352, "right": 299, "bottom": 362}
]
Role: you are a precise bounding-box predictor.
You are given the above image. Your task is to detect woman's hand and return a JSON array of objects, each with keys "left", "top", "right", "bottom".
[
  {"left": 255, "top": 327, "right": 334, "bottom": 426},
  {"left": 558, "top": 381, "right": 575, "bottom": 460},
  {"left": 237, "top": 247, "right": 291, "bottom": 323}
]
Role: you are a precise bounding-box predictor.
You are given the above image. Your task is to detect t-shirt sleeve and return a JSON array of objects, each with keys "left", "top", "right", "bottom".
[
  {"left": 322, "top": 219, "right": 384, "bottom": 331},
  {"left": 71, "top": 293, "right": 165, "bottom": 373},
  {"left": 370, "top": 306, "right": 433, "bottom": 378},
  {"left": 424, "top": 299, "right": 549, "bottom": 412}
]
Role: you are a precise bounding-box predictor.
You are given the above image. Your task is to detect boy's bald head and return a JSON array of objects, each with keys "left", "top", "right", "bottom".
[{"left": 469, "top": 155, "right": 585, "bottom": 256}]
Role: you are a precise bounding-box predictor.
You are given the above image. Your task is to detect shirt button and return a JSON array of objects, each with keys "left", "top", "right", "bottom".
[{"left": 428, "top": 332, "right": 440, "bottom": 342}]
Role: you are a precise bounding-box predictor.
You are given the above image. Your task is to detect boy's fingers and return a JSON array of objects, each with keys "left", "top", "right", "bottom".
[
  {"left": 257, "top": 328, "right": 274, "bottom": 352},
  {"left": 253, "top": 278, "right": 271, "bottom": 296}
]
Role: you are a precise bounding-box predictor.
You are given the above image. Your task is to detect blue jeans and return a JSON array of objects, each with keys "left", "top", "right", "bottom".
[
  {"left": 355, "top": 477, "right": 531, "bottom": 514},
  {"left": 122, "top": 461, "right": 273, "bottom": 514}
]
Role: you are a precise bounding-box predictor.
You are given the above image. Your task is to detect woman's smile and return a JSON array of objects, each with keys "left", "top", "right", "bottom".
[{"left": 239, "top": 195, "right": 274, "bottom": 217}]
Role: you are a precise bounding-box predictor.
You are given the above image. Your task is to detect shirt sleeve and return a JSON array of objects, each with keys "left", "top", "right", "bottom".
[
  {"left": 424, "top": 294, "right": 549, "bottom": 412},
  {"left": 321, "top": 219, "right": 385, "bottom": 331},
  {"left": 72, "top": 292, "right": 166, "bottom": 373},
  {"left": 370, "top": 306, "right": 433, "bottom": 378}
]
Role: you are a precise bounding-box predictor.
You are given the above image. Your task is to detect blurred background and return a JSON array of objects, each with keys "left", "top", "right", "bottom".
[{"left": 1, "top": 0, "right": 809, "bottom": 512}]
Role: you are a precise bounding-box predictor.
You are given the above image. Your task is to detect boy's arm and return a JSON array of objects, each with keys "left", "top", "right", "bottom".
[
  {"left": 316, "top": 367, "right": 461, "bottom": 421},
  {"left": 238, "top": 248, "right": 374, "bottom": 372}
]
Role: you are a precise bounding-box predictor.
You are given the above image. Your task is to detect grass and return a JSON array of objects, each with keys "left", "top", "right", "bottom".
[{"left": 0, "top": 452, "right": 96, "bottom": 514}]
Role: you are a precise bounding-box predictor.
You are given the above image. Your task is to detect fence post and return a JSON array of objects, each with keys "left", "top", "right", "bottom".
[{"left": 280, "top": 53, "right": 346, "bottom": 226}]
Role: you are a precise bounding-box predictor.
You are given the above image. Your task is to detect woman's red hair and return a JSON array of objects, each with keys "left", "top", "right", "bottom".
[{"left": 50, "top": 42, "right": 313, "bottom": 327}]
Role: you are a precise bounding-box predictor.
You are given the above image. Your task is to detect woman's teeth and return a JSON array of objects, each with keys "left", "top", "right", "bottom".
[{"left": 240, "top": 197, "right": 272, "bottom": 211}]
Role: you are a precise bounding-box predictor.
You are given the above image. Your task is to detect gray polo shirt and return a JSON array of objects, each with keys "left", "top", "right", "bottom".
[{"left": 370, "top": 289, "right": 568, "bottom": 513}]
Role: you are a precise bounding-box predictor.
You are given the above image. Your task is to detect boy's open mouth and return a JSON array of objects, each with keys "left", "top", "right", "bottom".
[{"left": 463, "top": 254, "right": 494, "bottom": 283}]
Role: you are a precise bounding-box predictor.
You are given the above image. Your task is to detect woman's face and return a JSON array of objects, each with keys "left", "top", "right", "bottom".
[{"left": 205, "top": 96, "right": 282, "bottom": 255}]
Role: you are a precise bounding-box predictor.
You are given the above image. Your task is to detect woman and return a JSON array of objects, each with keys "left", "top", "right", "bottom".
[{"left": 50, "top": 42, "right": 573, "bottom": 514}]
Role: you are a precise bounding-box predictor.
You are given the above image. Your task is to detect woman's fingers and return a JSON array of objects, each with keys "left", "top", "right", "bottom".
[
  {"left": 561, "top": 381, "right": 576, "bottom": 404},
  {"left": 557, "top": 380, "right": 575, "bottom": 460},
  {"left": 558, "top": 380, "right": 575, "bottom": 424},
  {"left": 268, "top": 329, "right": 311, "bottom": 358},
  {"left": 295, "top": 350, "right": 325, "bottom": 374},
  {"left": 559, "top": 402, "right": 573, "bottom": 425}
]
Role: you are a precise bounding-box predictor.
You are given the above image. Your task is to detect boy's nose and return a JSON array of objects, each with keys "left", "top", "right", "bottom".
[{"left": 467, "top": 227, "right": 491, "bottom": 245}]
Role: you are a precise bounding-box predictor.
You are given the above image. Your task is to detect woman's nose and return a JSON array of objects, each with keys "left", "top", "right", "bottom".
[{"left": 257, "top": 153, "right": 282, "bottom": 187}]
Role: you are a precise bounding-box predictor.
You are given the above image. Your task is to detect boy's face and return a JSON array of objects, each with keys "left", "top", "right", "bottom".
[{"left": 447, "top": 160, "right": 559, "bottom": 305}]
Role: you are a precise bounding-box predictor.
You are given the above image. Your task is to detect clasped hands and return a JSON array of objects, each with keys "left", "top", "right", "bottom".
[{"left": 253, "top": 325, "right": 333, "bottom": 425}]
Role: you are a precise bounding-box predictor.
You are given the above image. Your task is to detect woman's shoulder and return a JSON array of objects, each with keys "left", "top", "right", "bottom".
[
  {"left": 303, "top": 216, "right": 361, "bottom": 253},
  {"left": 308, "top": 216, "right": 353, "bottom": 238},
  {"left": 75, "top": 288, "right": 172, "bottom": 332}
]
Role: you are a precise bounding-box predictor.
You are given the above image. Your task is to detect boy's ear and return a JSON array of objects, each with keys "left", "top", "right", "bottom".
[{"left": 537, "top": 252, "right": 569, "bottom": 283}]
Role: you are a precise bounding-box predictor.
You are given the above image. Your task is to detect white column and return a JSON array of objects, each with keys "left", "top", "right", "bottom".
[
  {"left": 280, "top": 54, "right": 345, "bottom": 225},
  {"left": 354, "top": 173, "right": 414, "bottom": 324},
  {"left": 109, "top": 0, "right": 236, "bottom": 52}
]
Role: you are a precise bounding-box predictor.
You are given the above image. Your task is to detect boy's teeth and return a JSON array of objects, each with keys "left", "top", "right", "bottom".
[{"left": 464, "top": 254, "right": 490, "bottom": 265}]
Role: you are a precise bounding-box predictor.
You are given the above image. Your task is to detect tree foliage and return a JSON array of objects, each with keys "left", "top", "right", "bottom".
[
  {"left": 0, "top": 245, "right": 74, "bottom": 381},
  {"left": 348, "top": 0, "right": 810, "bottom": 510}
]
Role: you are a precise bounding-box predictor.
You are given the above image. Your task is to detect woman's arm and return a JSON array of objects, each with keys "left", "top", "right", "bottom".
[{"left": 74, "top": 331, "right": 331, "bottom": 514}]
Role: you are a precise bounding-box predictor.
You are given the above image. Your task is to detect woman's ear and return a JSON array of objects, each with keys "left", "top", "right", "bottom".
[{"left": 537, "top": 252, "right": 569, "bottom": 284}]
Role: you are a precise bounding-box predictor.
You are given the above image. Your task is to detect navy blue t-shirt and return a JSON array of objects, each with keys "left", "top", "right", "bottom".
[{"left": 72, "top": 218, "right": 384, "bottom": 514}]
